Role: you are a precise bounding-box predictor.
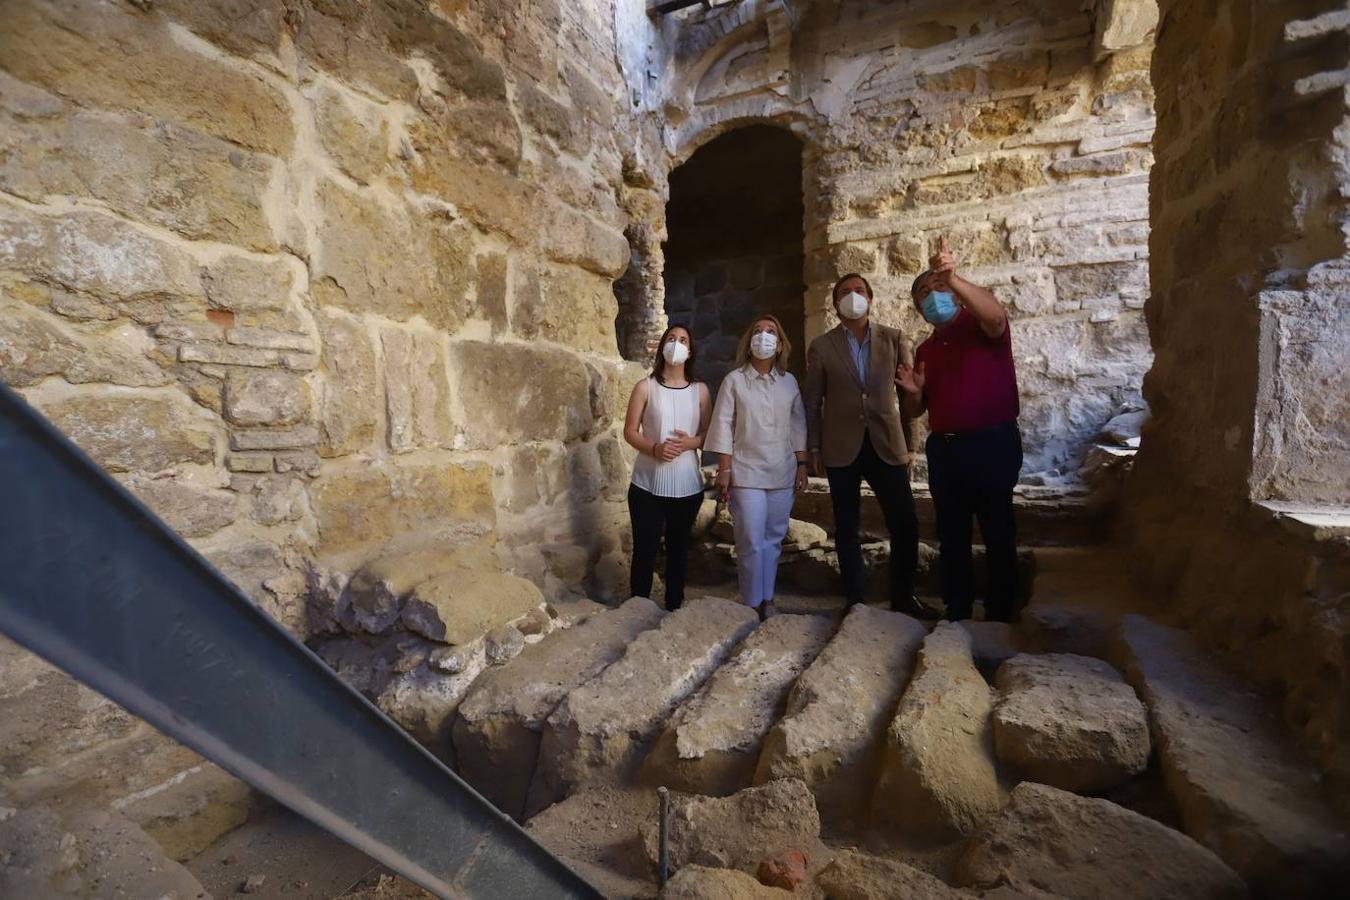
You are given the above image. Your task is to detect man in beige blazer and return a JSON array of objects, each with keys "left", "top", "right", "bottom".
[{"left": 804, "top": 273, "right": 924, "bottom": 617}]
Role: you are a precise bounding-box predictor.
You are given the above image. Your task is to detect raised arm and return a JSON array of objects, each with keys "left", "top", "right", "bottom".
[
  {"left": 893, "top": 333, "right": 926, "bottom": 419},
  {"left": 931, "top": 235, "right": 1006, "bottom": 339}
]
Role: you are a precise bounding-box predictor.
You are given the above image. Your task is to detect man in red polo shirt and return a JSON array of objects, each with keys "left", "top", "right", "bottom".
[{"left": 896, "top": 237, "right": 1023, "bottom": 622}]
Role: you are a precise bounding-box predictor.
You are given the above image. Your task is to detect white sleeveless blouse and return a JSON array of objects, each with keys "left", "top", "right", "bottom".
[{"left": 631, "top": 378, "right": 704, "bottom": 498}]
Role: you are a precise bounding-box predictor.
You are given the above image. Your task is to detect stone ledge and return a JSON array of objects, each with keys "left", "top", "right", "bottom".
[{"left": 1254, "top": 501, "right": 1350, "bottom": 542}]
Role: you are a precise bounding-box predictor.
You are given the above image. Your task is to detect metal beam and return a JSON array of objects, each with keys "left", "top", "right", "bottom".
[{"left": 0, "top": 382, "right": 599, "bottom": 900}]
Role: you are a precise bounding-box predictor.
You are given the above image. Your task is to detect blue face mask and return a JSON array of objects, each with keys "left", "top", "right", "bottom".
[{"left": 922, "top": 290, "right": 958, "bottom": 325}]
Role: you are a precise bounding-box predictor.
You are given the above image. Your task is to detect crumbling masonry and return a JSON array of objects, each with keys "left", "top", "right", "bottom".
[{"left": 1, "top": 1, "right": 1347, "bottom": 898}]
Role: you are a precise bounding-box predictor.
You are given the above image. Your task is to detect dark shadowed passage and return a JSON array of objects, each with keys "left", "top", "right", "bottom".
[{"left": 663, "top": 125, "right": 806, "bottom": 396}]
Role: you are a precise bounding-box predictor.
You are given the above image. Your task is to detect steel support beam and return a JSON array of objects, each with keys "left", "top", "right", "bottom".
[{"left": 0, "top": 383, "right": 599, "bottom": 900}]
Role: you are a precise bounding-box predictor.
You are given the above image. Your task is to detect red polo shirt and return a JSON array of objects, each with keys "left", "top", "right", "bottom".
[{"left": 914, "top": 309, "right": 1019, "bottom": 433}]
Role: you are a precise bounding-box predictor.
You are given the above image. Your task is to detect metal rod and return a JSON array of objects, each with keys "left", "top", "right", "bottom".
[
  {"left": 658, "top": 786, "right": 671, "bottom": 888},
  {"left": 0, "top": 383, "right": 600, "bottom": 900}
]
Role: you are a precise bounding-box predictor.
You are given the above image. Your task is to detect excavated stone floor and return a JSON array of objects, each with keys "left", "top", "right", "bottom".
[{"left": 10, "top": 545, "right": 1347, "bottom": 899}]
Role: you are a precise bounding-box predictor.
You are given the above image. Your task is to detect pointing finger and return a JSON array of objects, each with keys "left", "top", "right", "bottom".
[{"left": 940, "top": 235, "right": 950, "bottom": 254}]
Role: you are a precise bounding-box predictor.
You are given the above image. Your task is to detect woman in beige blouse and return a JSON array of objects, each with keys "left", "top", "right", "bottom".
[{"left": 704, "top": 315, "right": 808, "bottom": 621}]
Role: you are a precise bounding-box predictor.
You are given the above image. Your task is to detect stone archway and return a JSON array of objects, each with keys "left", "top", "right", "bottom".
[{"left": 662, "top": 124, "right": 806, "bottom": 395}]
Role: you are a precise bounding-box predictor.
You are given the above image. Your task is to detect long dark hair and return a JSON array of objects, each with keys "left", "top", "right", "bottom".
[{"left": 651, "top": 324, "right": 698, "bottom": 384}]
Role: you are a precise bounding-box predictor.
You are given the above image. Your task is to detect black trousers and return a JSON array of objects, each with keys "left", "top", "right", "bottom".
[
  {"left": 926, "top": 421, "right": 1023, "bottom": 622},
  {"left": 628, "top": 484, "right": 704, "bottom": 610},
  {"left": 825, "top": 432, "right": 918, "bottom": 606}
]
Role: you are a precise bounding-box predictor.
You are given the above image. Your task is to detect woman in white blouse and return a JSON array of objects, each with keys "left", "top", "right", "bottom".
[
  {"left": 704, "top": 315, "right": 808, "bottom": 621},
  {"left": 623, "top": 324, "right": 712, "bottom": 610}
]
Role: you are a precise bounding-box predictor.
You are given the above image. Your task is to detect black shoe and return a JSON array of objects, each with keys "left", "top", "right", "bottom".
[{"left": 892, "top": 595, "right": 936, "bottom": 619}]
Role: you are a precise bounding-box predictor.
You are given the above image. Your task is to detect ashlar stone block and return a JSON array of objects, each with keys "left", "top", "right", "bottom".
[
  {"left": 451, "top": 340, "right": 594, "bottom": 448},
  {"left": 222, "top": 369, "right": 310, "bottom": 427},
  {"left": 0, "top": 297, "right": 168, "bottom": 388},
  {"left": 1116, "top": 615, "right": 1350, "bottom": 895},
  {"left": 121, "top": 475, "right": 239, "bottom": 538},
  {"left": 36, "top": 390, "right": 218, "bottom": 475},
  {"left": 874, "top": 622, "right": 1005, "bottom": 840},
  {"left": 310, "top": 178, "right": 472, "bottom": 331},
  {"left": 0, "top": 0, "right": 293, "bottom": 157},
  {"left": 529, "top": 598, "right": 758, "bottom": 815},
  {"left": 956, "top": 782, "right": 1245, "bottom": 900},
  {"left": 314, "top": 308, "right": 377, "bottom": 458},
  {"left": 641, "top": 614, "right": 834, "bottom": 797},
  {"left": 0, "top": 202, "right": 201, "bottom": 310},
  {"left": 309, "top": 458, "right": 494, "bottom": 555},
  {"left": 380, "top": 327, "right": 452, "bottom": 453},
  {"left": 0, "top": 105, "right": 281, "bottom": 251},
  {"left": 453, "top": 597, "right": 665, "bottom": 820},
  {"left": 755, "top": 605, "right": 926, "bottom": 828},
  {"left": 993, "top": 652, "right": 1149, "bottom": 793}
]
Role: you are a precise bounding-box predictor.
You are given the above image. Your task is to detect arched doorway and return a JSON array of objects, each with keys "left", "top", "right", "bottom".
[{"left": 662, "top": 126, "right": 805, "bottom": 397}]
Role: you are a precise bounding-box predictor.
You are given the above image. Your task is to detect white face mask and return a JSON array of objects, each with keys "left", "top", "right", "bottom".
[
  {"left": 662, "top": 340, "right": 689, "bottom": 366},
  {"left": 838, "top": 290, "right": 869, "bottom": 320},
  {"left": 749, "top": 331, "right": 778, "bottom": 361}
]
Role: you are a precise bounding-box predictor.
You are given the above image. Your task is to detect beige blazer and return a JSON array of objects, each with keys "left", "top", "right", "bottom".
[{"left": 804, "top": 322, "right": 914, "bottom": 468}]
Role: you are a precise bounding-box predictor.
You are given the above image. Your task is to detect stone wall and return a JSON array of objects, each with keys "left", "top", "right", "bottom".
[
  {"left": 1126, "top": 0, "right": 1350, "bottom": 810},
  {"left": 0, "top": 0, "right": 641, "bottom": 827},
  {"left": 664, "top": 125, "right": 806, "bottom": 393},
  {"left": 637, "top": 0, "right": 1159, "bottom": 479},
  {"left": 1, "top": 0, "right": 643, "bottom": 623}
]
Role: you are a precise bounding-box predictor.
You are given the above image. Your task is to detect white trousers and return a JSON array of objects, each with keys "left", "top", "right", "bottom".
[{"left": 729, "top": 487, "right": 794, "bottom": 608}]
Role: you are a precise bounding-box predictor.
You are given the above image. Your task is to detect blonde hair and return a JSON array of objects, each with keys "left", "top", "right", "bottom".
[{"left": 735, "top": 314, "right": 792, "bottom": 373}]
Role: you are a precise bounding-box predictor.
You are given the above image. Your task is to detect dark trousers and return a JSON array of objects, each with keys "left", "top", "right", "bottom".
[
  {"left": 628, "top": 484, "right": 704, "bottom": 610},
  {"left": 926, "top": 421, "right": 1023, "bottom": 622},
  {"left": 826, "top": 432, "right": 918, "bottom": 606}
]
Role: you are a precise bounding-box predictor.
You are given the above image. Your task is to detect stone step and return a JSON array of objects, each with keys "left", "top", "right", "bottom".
[
  {"left": 311, "top": 544, "right": 570, "bottom": 765},
  {"left": 638, "top": 779, "right": 824, "bottom": 877},
  {"left": 754, "top": 604, "right": 926, "bottom": 828},
  {"left": 527, "top": 597, "right": 758, "bottom": 817},
  {"left": 0, "top": 804, "right": 211, "bottom": 898},
  {"left": 817, "top": 849, "right": 967, "bottom": 900},
  {"left": 991, "top": 652, "right": 1149, "bottom": 794},
  {"left": 958, "top": 620, "right": 1026, "bottom": 679},
  {"left": 640, "top": 613, "right": 835, "bottom": 796},
  {"left": 874, "top": 622, "right": 1005, "bottom": 840},
  {"left": 954, "top": 782, "right": 1247, "bottom": 900},
  {"left": 113, "top": 761, "right": 254, "bottom": 862},
  {"left": 1114, "top": 614, "right": 1350, "bottom": 896},
  {"left": 452, "top": 596, "right": 665, "bottom": 820}
]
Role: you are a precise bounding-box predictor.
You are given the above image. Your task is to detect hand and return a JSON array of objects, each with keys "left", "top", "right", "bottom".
[
  {"left": 928, "top": 235, "right": 957, "bottom": 290},
  {"left": 715, "top": 468, "right": 731, "bottom": 502},
  {"left": 654, "top": 439, "right": 681, "bottom": 462},
  {"left": 809, "top": 450, "right": 824, "bottom": 478},
  {"left": 895, "top": 361, "right": 926, "bottom": 395},
  {"left": 794, "top": 463, "right": 808, "bottom": 492},
  {"left": 667, "top": 429, "right": 695, "bottom": 455}
]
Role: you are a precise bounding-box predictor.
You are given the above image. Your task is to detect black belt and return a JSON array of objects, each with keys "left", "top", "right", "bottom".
[{"left": 930, "top": 421, "right": 1017, "bottom": 441}]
